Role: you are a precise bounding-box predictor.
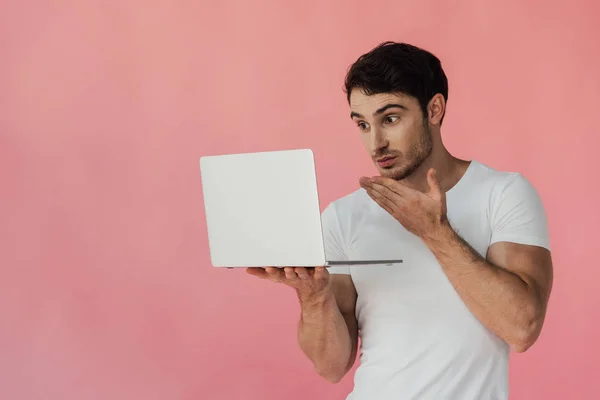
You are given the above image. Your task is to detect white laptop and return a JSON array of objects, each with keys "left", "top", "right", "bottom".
[{"left": 199, "top": 149, "right": 403, "bottom": 268}]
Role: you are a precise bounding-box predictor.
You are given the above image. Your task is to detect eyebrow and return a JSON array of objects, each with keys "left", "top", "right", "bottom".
[{"left": 350, "top": 103, "right": 408, "bottom": 119}]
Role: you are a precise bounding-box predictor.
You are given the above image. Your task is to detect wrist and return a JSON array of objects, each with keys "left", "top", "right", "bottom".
[
  {"left": 422, "top": 217, "right": 455, "bottom": 248},
  {"left": 298, "top": 288, "right": 334, "bottom": 315},
  {"left": 298, "top": 286, "right": 331, "bottom": 305}
]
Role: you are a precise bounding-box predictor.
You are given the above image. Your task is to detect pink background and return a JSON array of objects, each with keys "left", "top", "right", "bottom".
[{"left": 1, "top": 1, "right": 599, "bottom": 399}]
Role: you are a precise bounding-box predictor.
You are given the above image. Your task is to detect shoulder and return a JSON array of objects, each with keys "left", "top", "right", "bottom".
[
  {"left": 466, "top": 160, "right": 539, "bottom": 200},
  {"left": 328, "top": 188, "right": 370, "bottom": 212},
  {"left": 321, "top": 188, "right": 372, "bottom": 233},
  {"left": 470, "top": 161, "right": 550, "bottom": 248},
  {"left": 468, "top": 160, "right": 523, "bottom": 185}
]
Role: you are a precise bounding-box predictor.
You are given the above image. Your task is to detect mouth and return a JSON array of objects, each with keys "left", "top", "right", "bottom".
[{"left": 375, "top": 156, "right": 397, "bottom": 168}]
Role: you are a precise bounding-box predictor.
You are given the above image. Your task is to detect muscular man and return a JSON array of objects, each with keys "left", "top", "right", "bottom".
[{"left": 247, "top": 41, "right": 553, "bottom": 400}]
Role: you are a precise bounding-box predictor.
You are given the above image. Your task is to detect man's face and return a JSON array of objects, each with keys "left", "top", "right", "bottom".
[{"left": 350, "top": 90, "right": 432, "bottom": 181}]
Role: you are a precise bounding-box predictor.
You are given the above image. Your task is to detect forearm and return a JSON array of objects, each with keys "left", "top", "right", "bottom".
[
  {"left": 297, "top": 290, "right": 354, "bottom": 382},
  {"left": 423, "top": 223, "right": 543, "bottom": 351}
]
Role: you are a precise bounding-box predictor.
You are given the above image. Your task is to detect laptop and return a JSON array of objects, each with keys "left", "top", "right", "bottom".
[{"left": 199, "top": 148, "right": 403, "bottom": 268}]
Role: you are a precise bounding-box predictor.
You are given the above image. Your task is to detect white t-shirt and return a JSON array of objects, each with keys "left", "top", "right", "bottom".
[{"left": 322, "top": 160, "right": 550, "bottom": 400}]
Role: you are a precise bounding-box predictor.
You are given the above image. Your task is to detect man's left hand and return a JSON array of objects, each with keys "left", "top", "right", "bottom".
[{"left": 359, "top": 168, "right": 448, "bottom": 240}]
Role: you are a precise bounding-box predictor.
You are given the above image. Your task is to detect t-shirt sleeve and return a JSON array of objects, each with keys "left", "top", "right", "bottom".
[
  {"left": 321, "top": 202, "right": 351, "bottom": 275},
  {"left": 489, "top": 173, "right": 551, "bottom": 251}
]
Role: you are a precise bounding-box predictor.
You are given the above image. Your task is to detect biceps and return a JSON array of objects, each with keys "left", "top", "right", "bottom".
[
  {"left": 331, "top": 275, "right": 359, "bottom": 364},
  {"left": 330, "top": 275, "right": 357, "bottom": 310},
  {"left": 487, "top": 241, "right": 553, "bottom": 299},
  {"left": 342, "top": 309, "right": 359, "bottom": 360}
]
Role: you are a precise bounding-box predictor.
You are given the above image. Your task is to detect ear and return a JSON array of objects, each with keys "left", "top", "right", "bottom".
[{"left": 427, "top": 94, "right": 446, "bottom": 126}]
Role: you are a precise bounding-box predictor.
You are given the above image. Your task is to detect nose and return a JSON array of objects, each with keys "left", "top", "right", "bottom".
[{"left": 369, "top": 127, "right": 389, "bottom": 155}]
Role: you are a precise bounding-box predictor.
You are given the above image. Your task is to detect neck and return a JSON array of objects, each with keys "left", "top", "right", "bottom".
[{"left": 400, "top": 137, "right": 470, "bottom": 193}]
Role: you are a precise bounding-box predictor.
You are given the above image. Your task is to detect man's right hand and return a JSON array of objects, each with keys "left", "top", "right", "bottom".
[
  {"left": 246, "top": 267, "right": 331, "bottom": 299},
  {"left": 247, "top": 266, "right": 359, "bottom": 382}
]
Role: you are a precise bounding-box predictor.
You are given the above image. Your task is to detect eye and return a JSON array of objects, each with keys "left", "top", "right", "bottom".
[
  {"left": 357, "top": 121, "right": 369, "bottom": 131},
  {"left": 384, "top": 115, "right": 399, "bottom": 124}
]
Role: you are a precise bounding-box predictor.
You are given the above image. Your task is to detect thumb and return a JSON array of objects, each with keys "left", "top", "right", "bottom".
[{"left": 427, "top": 168, "right": 443, "bottom": 199}]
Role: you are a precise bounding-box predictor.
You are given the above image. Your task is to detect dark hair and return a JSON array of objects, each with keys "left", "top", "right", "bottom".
[{"left": 344, "top": 41, "right": 449, "bottom": 124}]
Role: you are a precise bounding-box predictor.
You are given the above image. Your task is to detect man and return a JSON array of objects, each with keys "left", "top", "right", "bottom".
[{"left": 247, "top": 41, "right": 553, "bottom": 400}]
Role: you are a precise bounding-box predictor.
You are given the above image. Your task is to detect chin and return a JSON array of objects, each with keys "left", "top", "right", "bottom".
[
  {"left": 378, "top": 166, "right": 410, "bottom": 180},
  {"left": 378, "top": 158, "right": 425, "bottom": 180}
]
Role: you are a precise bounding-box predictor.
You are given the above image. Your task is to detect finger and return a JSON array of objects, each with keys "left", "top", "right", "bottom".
[
  {"left": 359, "top": 176, "right": 372, "bottom": 188},
  {"left": 265, "top": 267, "right": 285, "bottom": 282},
  {"left": 314, "top": 266, "right": 328, "bottom": 281},
  {"left": 295, "top": 267, "right": 310, "bottom": 280},
  {"left": 427, "top": 168, "right": 443, "bottom": 200},
  {"left": 365, "top": 188, "right": 395, "bottom": 214},
  {"left": 246, "top": 267, "right": 269, "bottom": 279},
  {"left": 360, "top": 178, "right": 398, "bottom": 206},
  {"left": 369, "top": 182, "right": 403, "bottom": 205},
  {"left": 284, "top": 267, "right": 299, "bottom": 280},
  {"left": 369, "top": 176, "right": 412, "bottom": 198},
  {"left": 368, "top": 192, "right": 394, "bottom": 215}
]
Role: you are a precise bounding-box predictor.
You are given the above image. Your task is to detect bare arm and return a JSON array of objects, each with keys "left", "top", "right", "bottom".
[
  {"left": 298, "top": 273, "right": 358, "bottom": 383},
  {"left": 360, "top": 169, "right": 553, "bottom": 353},
  {"left": 423, "top": 224, "right": 553, "bottom": 352},
  {"left": 247, "top": 267, "right": 358, "bottom": 383}
]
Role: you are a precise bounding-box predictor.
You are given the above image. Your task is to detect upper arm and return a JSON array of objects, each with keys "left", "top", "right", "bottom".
[
  {"left": 331, "top": 274, "right": 358, "bottom": 317},
  {"left": 321, "top": 202, "right": 359, "bottom": 367},
  {"left": 330, "top": 273, "right": 359, "bottom": 369},
  {"left": 321, "top": 200, "right": 357, "bottom": 322},
  {"left": 486, "top": 173, "right": 554, "bottom": 320}
]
